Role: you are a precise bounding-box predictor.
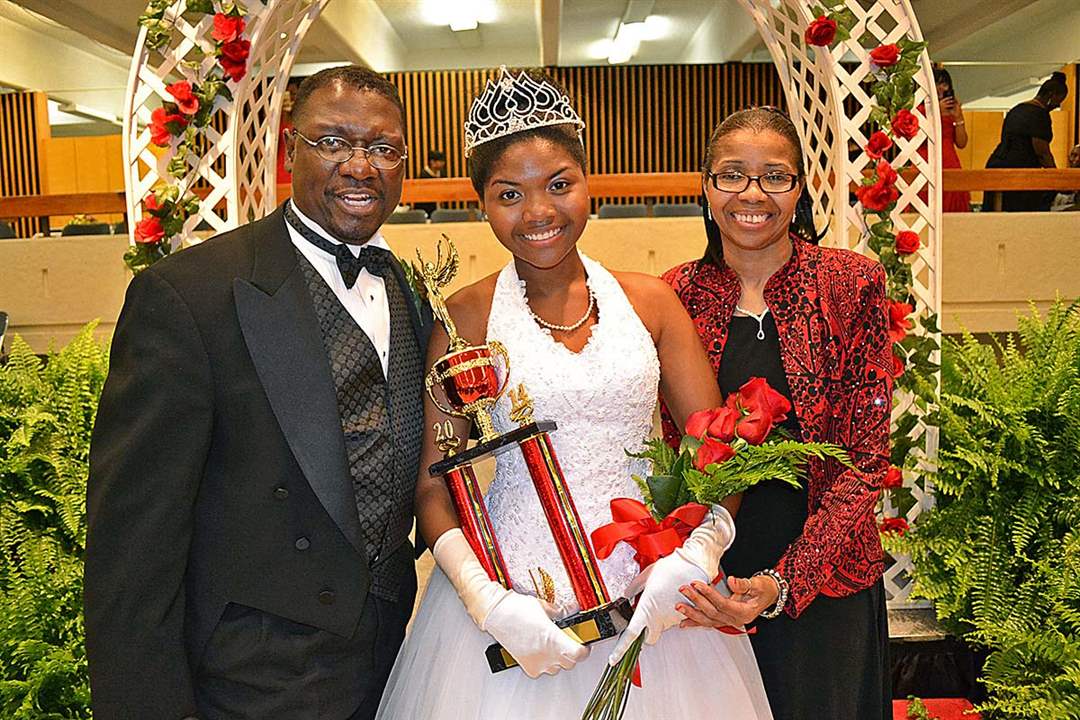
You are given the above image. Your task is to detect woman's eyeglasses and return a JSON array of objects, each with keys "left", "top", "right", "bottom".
[
  {"left": 291, "top": 130, "right": 407, "bottom": 170},
  {"left": 705, "top": 171, "right": 800, "bottom": 194}
]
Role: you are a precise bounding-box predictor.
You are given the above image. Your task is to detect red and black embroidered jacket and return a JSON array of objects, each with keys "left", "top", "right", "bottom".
[{"left": 660, "top": 237, "right": 892, "bottom": 618}]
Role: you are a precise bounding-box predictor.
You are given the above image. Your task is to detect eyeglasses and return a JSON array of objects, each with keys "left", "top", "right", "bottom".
[
  {"left": 291, "top": 130, "right": 407, "bottom": 170},
  {"left": 706, "top": 171, "right": 800, "bottom": 194}
]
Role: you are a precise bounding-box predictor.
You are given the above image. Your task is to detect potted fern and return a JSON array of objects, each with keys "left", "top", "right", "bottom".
[
  {"left": 0, "top": 325, "right": 105, "bottom": 717},
  {"left": 890, "top": 299, "right": 1080, "bottom": 718}
]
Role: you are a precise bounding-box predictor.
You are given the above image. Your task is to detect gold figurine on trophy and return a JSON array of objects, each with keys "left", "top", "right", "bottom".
[{"left": 419, "top": 235, "right": 510, "bottom": 443}]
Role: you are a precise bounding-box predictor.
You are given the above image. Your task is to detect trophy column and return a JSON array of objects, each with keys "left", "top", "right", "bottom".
[
  {"left": 418, "top": 236, "right": 631, "bottom": 674},
  {"left": 433, "top": 420, "right": 511, "bottom": 588}
]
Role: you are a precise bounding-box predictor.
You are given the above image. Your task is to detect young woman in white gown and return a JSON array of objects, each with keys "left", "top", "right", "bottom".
[{"left": 376, "top": 69, "right": 773, "bottom": 720}]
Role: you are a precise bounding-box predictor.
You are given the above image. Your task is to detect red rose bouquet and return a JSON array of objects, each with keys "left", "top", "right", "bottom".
[{"left": 581, "top": 377, "right": 851, "bottom": 719}]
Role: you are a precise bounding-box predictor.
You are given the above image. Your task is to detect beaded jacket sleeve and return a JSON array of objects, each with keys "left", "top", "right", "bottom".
[{"left": 660, "top": 238, "right": 892, "bottom": 618}]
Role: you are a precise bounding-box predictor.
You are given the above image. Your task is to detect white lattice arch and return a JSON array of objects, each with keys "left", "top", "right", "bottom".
[
  {"left": 123, "top": 0, "right": 941, "bottom": 606},
  {"left": 123, "top": 0, "right": 332, "bottom": 236},
  {"left": 735, "top": 0, "right": 942, "bottom": 606}
]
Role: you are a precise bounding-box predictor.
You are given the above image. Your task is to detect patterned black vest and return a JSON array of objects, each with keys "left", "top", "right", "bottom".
[{"left": 296, "top": 250, "right": 424, "bottom": 601}]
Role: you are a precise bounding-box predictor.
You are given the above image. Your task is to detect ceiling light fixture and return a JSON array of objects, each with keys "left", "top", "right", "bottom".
[
  {"left": 606, "top": 15, "right": 668, "bottom": 64},
  {"left": 424, "top": 0, "right": 495, "bottom": 32},
  {"left": 607, "top": 22, "right": 641, "bottom": 64},
  {"left": 449, "top": 17, "right": 479, "bottom": 32}
]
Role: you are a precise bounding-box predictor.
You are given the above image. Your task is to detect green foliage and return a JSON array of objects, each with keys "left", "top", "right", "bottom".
[
  {"left": 0, "top": 326, "right": 106, "bottom": 718},
  {"left": 629, "top": 436, "right": 850, "bottom": 520},
  {"left": 888, "top": 299, "right": 1080, "bottom": 719},
  {"left": 905, "top": 696, "right": 938, "bottom": 720}
]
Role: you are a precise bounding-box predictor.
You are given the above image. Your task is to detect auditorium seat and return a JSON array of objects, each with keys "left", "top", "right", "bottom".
[
  {"left": 598, "top": 203, "right": 647, "bottom": 219},
  {"left": 430, "top": 208, "right": 476, "bottom": 223},
  {"left": 653, "top": 202, "right": 700, "bottom": 217},
  {"left": 385, "top": 209, "right": 428, "bottom": 224},
  {"left": 61, "top": 222, "right": 111, "bottom": 236}
]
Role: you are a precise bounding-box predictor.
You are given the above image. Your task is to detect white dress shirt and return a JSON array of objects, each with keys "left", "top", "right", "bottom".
[{"left": 285, "top": 200, "right": 391, "bottom": 377}]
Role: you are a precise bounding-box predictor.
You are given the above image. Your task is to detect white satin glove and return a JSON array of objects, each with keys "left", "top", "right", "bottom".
[
  {"left": 608, "top": 504, "right": 735, "bottom": 664},
  {"left": 432, "top": 528, "right": 588, "bottom": 678},
  {"left": 483, "top": 591, "right": 590, "bottom": 678}
]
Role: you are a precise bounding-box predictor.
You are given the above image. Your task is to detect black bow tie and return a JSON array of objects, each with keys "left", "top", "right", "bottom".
[{"left": 284, "top": 203, "right": 391, "bottom": 288}]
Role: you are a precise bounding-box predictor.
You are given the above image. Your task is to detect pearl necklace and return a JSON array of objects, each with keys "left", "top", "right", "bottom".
[
  {"left": 527, "top": 287, "right": 596, "bottom": 332},
  {"left": 735, "top": 304, "right": 770, "bottom": 341}
]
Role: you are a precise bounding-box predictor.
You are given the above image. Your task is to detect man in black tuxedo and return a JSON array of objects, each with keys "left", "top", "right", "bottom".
[{"left": 85, "top": 66, "right": 431, "bottom": 720}]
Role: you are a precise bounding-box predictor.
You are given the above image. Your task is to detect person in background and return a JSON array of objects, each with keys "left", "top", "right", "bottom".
[
  {"left": 1051, "top": 144, "right": 1080, "bottom": 212},
  {"left": 933, "top": 67, "right": 970, "bottom": 212},
  {"left": 415, "top": 149, "right": 447, "bottom": 217},
  {"left": 662, "top": 107, "right": 893, "bottom": 720},
  {"left": 986, "top": 71, "right": 1069, "bottom": 212}
]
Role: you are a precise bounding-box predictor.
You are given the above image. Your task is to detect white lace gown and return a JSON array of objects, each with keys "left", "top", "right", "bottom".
[{"left": 376, "top": 255, "right": 773, "bottom": 720}]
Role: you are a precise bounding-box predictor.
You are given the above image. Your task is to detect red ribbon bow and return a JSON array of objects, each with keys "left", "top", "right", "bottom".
[{"left": 591, "top": 498, "right": 709, "bottom": 570}]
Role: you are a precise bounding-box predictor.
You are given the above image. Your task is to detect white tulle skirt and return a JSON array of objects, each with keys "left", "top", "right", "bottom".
[{"left": 376, "top": 570, "right": 774, "bottom": 720}]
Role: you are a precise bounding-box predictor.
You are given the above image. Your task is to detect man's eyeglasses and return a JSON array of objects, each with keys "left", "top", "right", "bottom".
[
  {"left": 705, "top": 171, "right": 800, "bottom": 194},
  {"left": 291, "top": 130, "right": 407, "bottom": 170}
]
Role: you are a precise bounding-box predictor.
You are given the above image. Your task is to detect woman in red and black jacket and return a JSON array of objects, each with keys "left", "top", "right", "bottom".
[{"left": 662, "top": 107, "right": 893, "bottom": 720}]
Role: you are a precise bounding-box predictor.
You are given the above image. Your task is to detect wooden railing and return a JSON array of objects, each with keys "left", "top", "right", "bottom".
[{"left": 2, "top": 169, "right": 1079, "bottom": 224}]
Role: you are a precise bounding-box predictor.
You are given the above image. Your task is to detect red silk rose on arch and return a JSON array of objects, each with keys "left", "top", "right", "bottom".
[
  {"left": 804, "top": 16, "right": 837, "bottom": 46},
  {"left": 124, "top": 187, "right": 200, "bottom": 274},
  {"left": 148, "top": 106, "right": 188, "bottom": 147},
  {"left": 869, "top": 43, "right": 901, "bottom": 68},
  {"left": 865, "top": 130, "right": 893, "bottom": 160},
  {"left": 856, "top": 177, "right": 899, "bottom": 213},
  {"left": 219, "top": 38, "right": 251, "bottom": 82},
  {"left": 888, "top": 300, "right": 915, "bottom": 343},
  {"left": 856, "top": 159, "right": 901, "bottom": 213},
  {"left": 133, "top": 215, "right": 164, "bottom": 245},
  {"left": 802, "top": 5, "right": 856, "bottom": 49},
  {"left": 880, "top": 516, "right": 909, "bottom": 535},
  {"left": 890, "top": 351, "right": 906, "bottom": 379},
  {"left": 883, "top": 466, "right": 904, "bottom": 490},
  {"left": 166, "top": 81, "right": 199, "bottom": 116},
  {"left": 891, "top": 109, "right": 920, "bottom": 140},
  {"left": 895, "top": 230, "right": 920, "bottom": 255},
  {"left": 212, "top": 12, "right": 245, "bottom": 43}
]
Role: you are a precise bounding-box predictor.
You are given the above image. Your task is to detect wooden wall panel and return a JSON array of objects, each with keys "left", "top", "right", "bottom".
[
  {"left": 385, "top": 63, "right": 785, "bottom": 209},
  {"left": 0, "top": 91, "right": 49, "bottom": 237},
  {"left": 43, "top": 133, "right": 124, "bottom": 226},
  {"left": 45, "top": 137, "right": 79, "bottom": 194}
]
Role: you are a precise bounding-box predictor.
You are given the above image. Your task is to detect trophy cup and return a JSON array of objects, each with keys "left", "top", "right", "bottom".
[{"left": 418, "top": 236, "right": 632, "bottom": 674}]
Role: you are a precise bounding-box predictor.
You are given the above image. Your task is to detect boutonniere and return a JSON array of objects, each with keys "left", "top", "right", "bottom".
[{"left": 399, "top": 257, "right": 429, "bottom": 315}]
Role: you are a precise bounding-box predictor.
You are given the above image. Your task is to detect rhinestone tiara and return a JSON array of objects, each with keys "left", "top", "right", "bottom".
[{"left": 463, "top": 66, "right": 585, "bottom": 157}]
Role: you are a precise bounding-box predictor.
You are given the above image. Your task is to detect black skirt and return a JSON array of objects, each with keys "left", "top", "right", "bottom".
[{"left": 720, "top": 314, "right": 891, "bottom": 720}]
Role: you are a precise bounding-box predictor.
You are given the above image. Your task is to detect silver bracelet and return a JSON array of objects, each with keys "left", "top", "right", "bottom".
[{"left": 752, "top": 568, "right": 790, "bottom": 620}]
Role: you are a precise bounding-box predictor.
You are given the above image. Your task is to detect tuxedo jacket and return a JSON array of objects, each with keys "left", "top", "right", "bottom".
[
  {"left": 85, "top": 206, "right": 432, "bottom": 717},
  {"left": 661, "top": 237, "right": 893, "bottom": 617}
]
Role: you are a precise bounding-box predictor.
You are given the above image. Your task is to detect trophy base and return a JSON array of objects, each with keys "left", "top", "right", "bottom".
[
  {"left": 484, "top": 597, "right": 633, "bottom": 674},
  {"left": 430, "top": 421, "right": 556, "bottom": 476}
]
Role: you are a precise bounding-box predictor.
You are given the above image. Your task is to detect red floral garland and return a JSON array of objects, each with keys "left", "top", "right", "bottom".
[
  {"left": 127, "top": 1, "right": 257, "bottom": 273},
  {"left": 806, "top": 4, "right": 939, "bottom": 536}
]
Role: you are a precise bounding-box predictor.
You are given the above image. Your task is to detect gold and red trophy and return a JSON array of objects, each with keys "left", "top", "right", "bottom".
[{"left": 418, "top": 237, "right": 632, "bottom": 674}]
